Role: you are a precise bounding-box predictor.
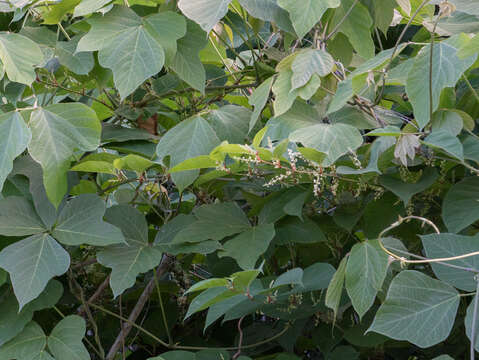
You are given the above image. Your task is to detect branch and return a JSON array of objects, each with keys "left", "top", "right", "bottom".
[
  {"left": 139, "top": 82, "right": 259, "bottom": 107},
  {"left": 36, "top": 78, "right": 115, "bottom": 111},
  {"left": 105, "top": 256, "right": 174, "bottom": 360},
  {"left": 324, "top": 0, "right": 359, "bottom": 41}
]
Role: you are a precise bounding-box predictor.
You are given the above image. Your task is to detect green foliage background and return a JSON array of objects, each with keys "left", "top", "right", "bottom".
[{"left": 0, "top": 0, "right": 479, "bottom": 359}]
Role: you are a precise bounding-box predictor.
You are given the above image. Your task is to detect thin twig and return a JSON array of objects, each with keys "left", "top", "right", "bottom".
[
  {"left": 325, "top": 0, "right": 359, "bottom": 41},
  {"left": 68, "top": 271, "right": 106, "bottom": 359},
  {"left": 154, "top": 268, "right": 173, "bottom": 346},
  {"left": 79, "top": 275, "right": 111, "bottom": 316},
  {"left": 36, "top": 79, "right": 115, "bottom": 111},
  {"left": 428, "top": 15, "right": 441, "bottom": 124},
  {"left": 92, "top": 300, "right": 290, "bottom": 352},
  {"left": 233, "top": 316, "right": 245, "bottom": 359},
  {"left": 378, "top": 216, "right": 479, "bottom": 269}
]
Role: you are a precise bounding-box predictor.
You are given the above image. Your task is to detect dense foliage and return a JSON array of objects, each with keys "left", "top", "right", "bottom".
[{"left": 1, "top": 0, "right": 479, "bottom": 359}]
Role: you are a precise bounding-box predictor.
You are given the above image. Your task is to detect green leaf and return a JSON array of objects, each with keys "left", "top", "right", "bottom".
[
  {"left": 231, "top": 269, "right": 262, "bottom": 292},
  {"left": 97, "top": 205, "right": 162, "bottom": 297},
  {"left": 259, "top": 188, "right": 307, "bottom": 224},
  {"left": 0, "top": 280, "right": 63, "bottom": 346},
  {"left": 113, "top": 154, "right": 154, "bottom": 172},
  {"left": 55, "top": 36, "right": 94, "bottom": 75},
  {"left": 300, "top": 262, "right": 336, "bottom": 292},
  {"left": 178, "top": 0, "right": 231, "bottom": 32},
  {"left": 290, "top": 123, "right": 363, "bottom": 165},
  {"left": 337, "top": 137, "right": 393, "bottom": 175},
  {"left": 219, "top": 223, "right": 275, "bottom": 269},
  {"left": 442, "top": 177, "right": 479, "bottom": 233},
  {"left": 275, "top": 217, "right": 326, "bottom": 245},
  {"left": 77, "top": 6, "right": 186, "bottom": 99},
  {"left": 102, "top": 123, "right": 158, "bottom": 143},
  {"left": 273, "top": 268, "right": 303, "bottom": 288},
  {"left": 170, "top": 20, "right": 208, "bottom": 92},
  {"left": 362, "top": 0, "right": 396, "bottom": 34},
  {"left": 423, "top": 131, "right": 464, "bottom": 161},
  {"left": 0, "top": 322, "right": 46, "bottom": 360},
  {"left": 173, "top": 202, "right": 251, "bottom": 243},
  {"left": 346, "top": 239, "right": 389, "bottom": 318},
  {"left": 0, "top": 33, "right": 44, "bottom": 85},
  {"left": 238, "top": 0, "right": 295, "bottom": 34},
  {"left": 266, "top": 101, "right": 318, "bottom": 141},
  {"left": 406, "top": 36, "right": 477, "bottom": 129},
  {"left": 0, "top": 196, "right": 46, "bottom": 236},
  {"left": 439, "top": 0, "right": 479, "bottom": 16},
  {"left": 464, "top": 135, "right": 479, "bottom": 164},
  {"left": 327, "top": 79, "right": 353, "bottom": 114},
  {"left": 363, "top": 192, "right": 404, "bottom": 239},
  {"left": 0, "top": 112, "right": 31, "bottom": 192},
  {"left": 248, "top": 76, "right": 274, "bottom": 131},
  {"left": 297, "top": 147, "right": 327, "bottom": 165},
  {"left": 186, "top": 278, "right": 230, "bottom": 294},
  {"left": 431, "top": 109, "right": 464, "bottom": 136},
  {"left": 458, "top": 34, "right": 479, "bottom": 59},
  {"left": 253, "top": 126, "right": 268, "bottom": 148},
  {"left": 38, "top": 0, "right": 80, "bottom": 24},
  {"left": 71, "top": 153, "right": 118, "bottom": 175},
  {"left": 156, "top": 116, "right": 220, "bottom": 191},
  {"left": 185, "top": 287, "right": 236, "bottom": 318},
  {"left": 73, "top": 0, "right": 111, "bottom": 17},
  {"left": 325, "top": 257, "right": 348, "bottom": 318},
  {"left": 422, "top": 233, "right": 479, "bottom": 291},
  {"left": 48, "top": 316, "right": 89, "bottom": 360},
  {"left": 32, "top": 351, "right": 55, "bottom": 360},
  {"left": 290, "top": 49, "right": 335, "bottom": 90},
  {"left": 169, "top": 155, "right": 218, "bottom": 172},
  {"left": 273, "top": 68, "right": 299, "bottom": 116},
  {"left": 278, "top": 0, "right": 340, "bottom": 39},
  {"left": 28, "top": 103, "right": 101, "bottom": 207},
  {"left": 465, "top": 294, "right": 479, "bottom": 352},
  {"left": 329, "top": 0, "right": 374, "bottom": 59},
  {"left": 206, "top": 105, "right": 251, "bottom": 143},
  {"left": 379, "top": 168, "right": 439, "bottom": 206},
  {"left": 52, "top": 194, "right": 125, "bottom": 246},
  {"left": 0, "top": 234, "right": 70, "bottom": 309},
  {"left": 368, "top": 270, "right": 460, "bottom": 348}
]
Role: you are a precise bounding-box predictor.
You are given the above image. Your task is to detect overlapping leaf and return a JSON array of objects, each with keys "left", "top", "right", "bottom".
[
  {"left": 0, "top": 234, "right": 70, "bottom": 309},
  {"left": 0, "top": 32, "right": 44, "bottom": 85},
  {"left": 0, "top": 112, "right": 31, "bottom": 192},
  {"left": 290, "top": 123, "right": 363, "bottom": 165},
  {"left": 52, "top": 194, "right": 125, "bottom": 246},
  {"left": 278, "top": 0, "right": 340, "bottom": 39},
  {"left": 406, "top": 35, "right": 477, "bottom": 129},
  {"left": 97, "top": 205, "right": 162, "bottom": 297},
  {"left": 368, "top": 271, "right": 460, "bottom": 348},
  {"left": 178, "top": 0, "right": 231, "bottom": 32},
  {"left": 346, "top": 240, "right": 389, "bottom": 318},
  {"left": 28, "top": 103, "right": 101, "bottom": 207},
  {"left": 77, "top": 6, "right": 186, "bottom": 98},
  {"left": 156, "top": 115, "right": 220, "bottom": 191}
]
